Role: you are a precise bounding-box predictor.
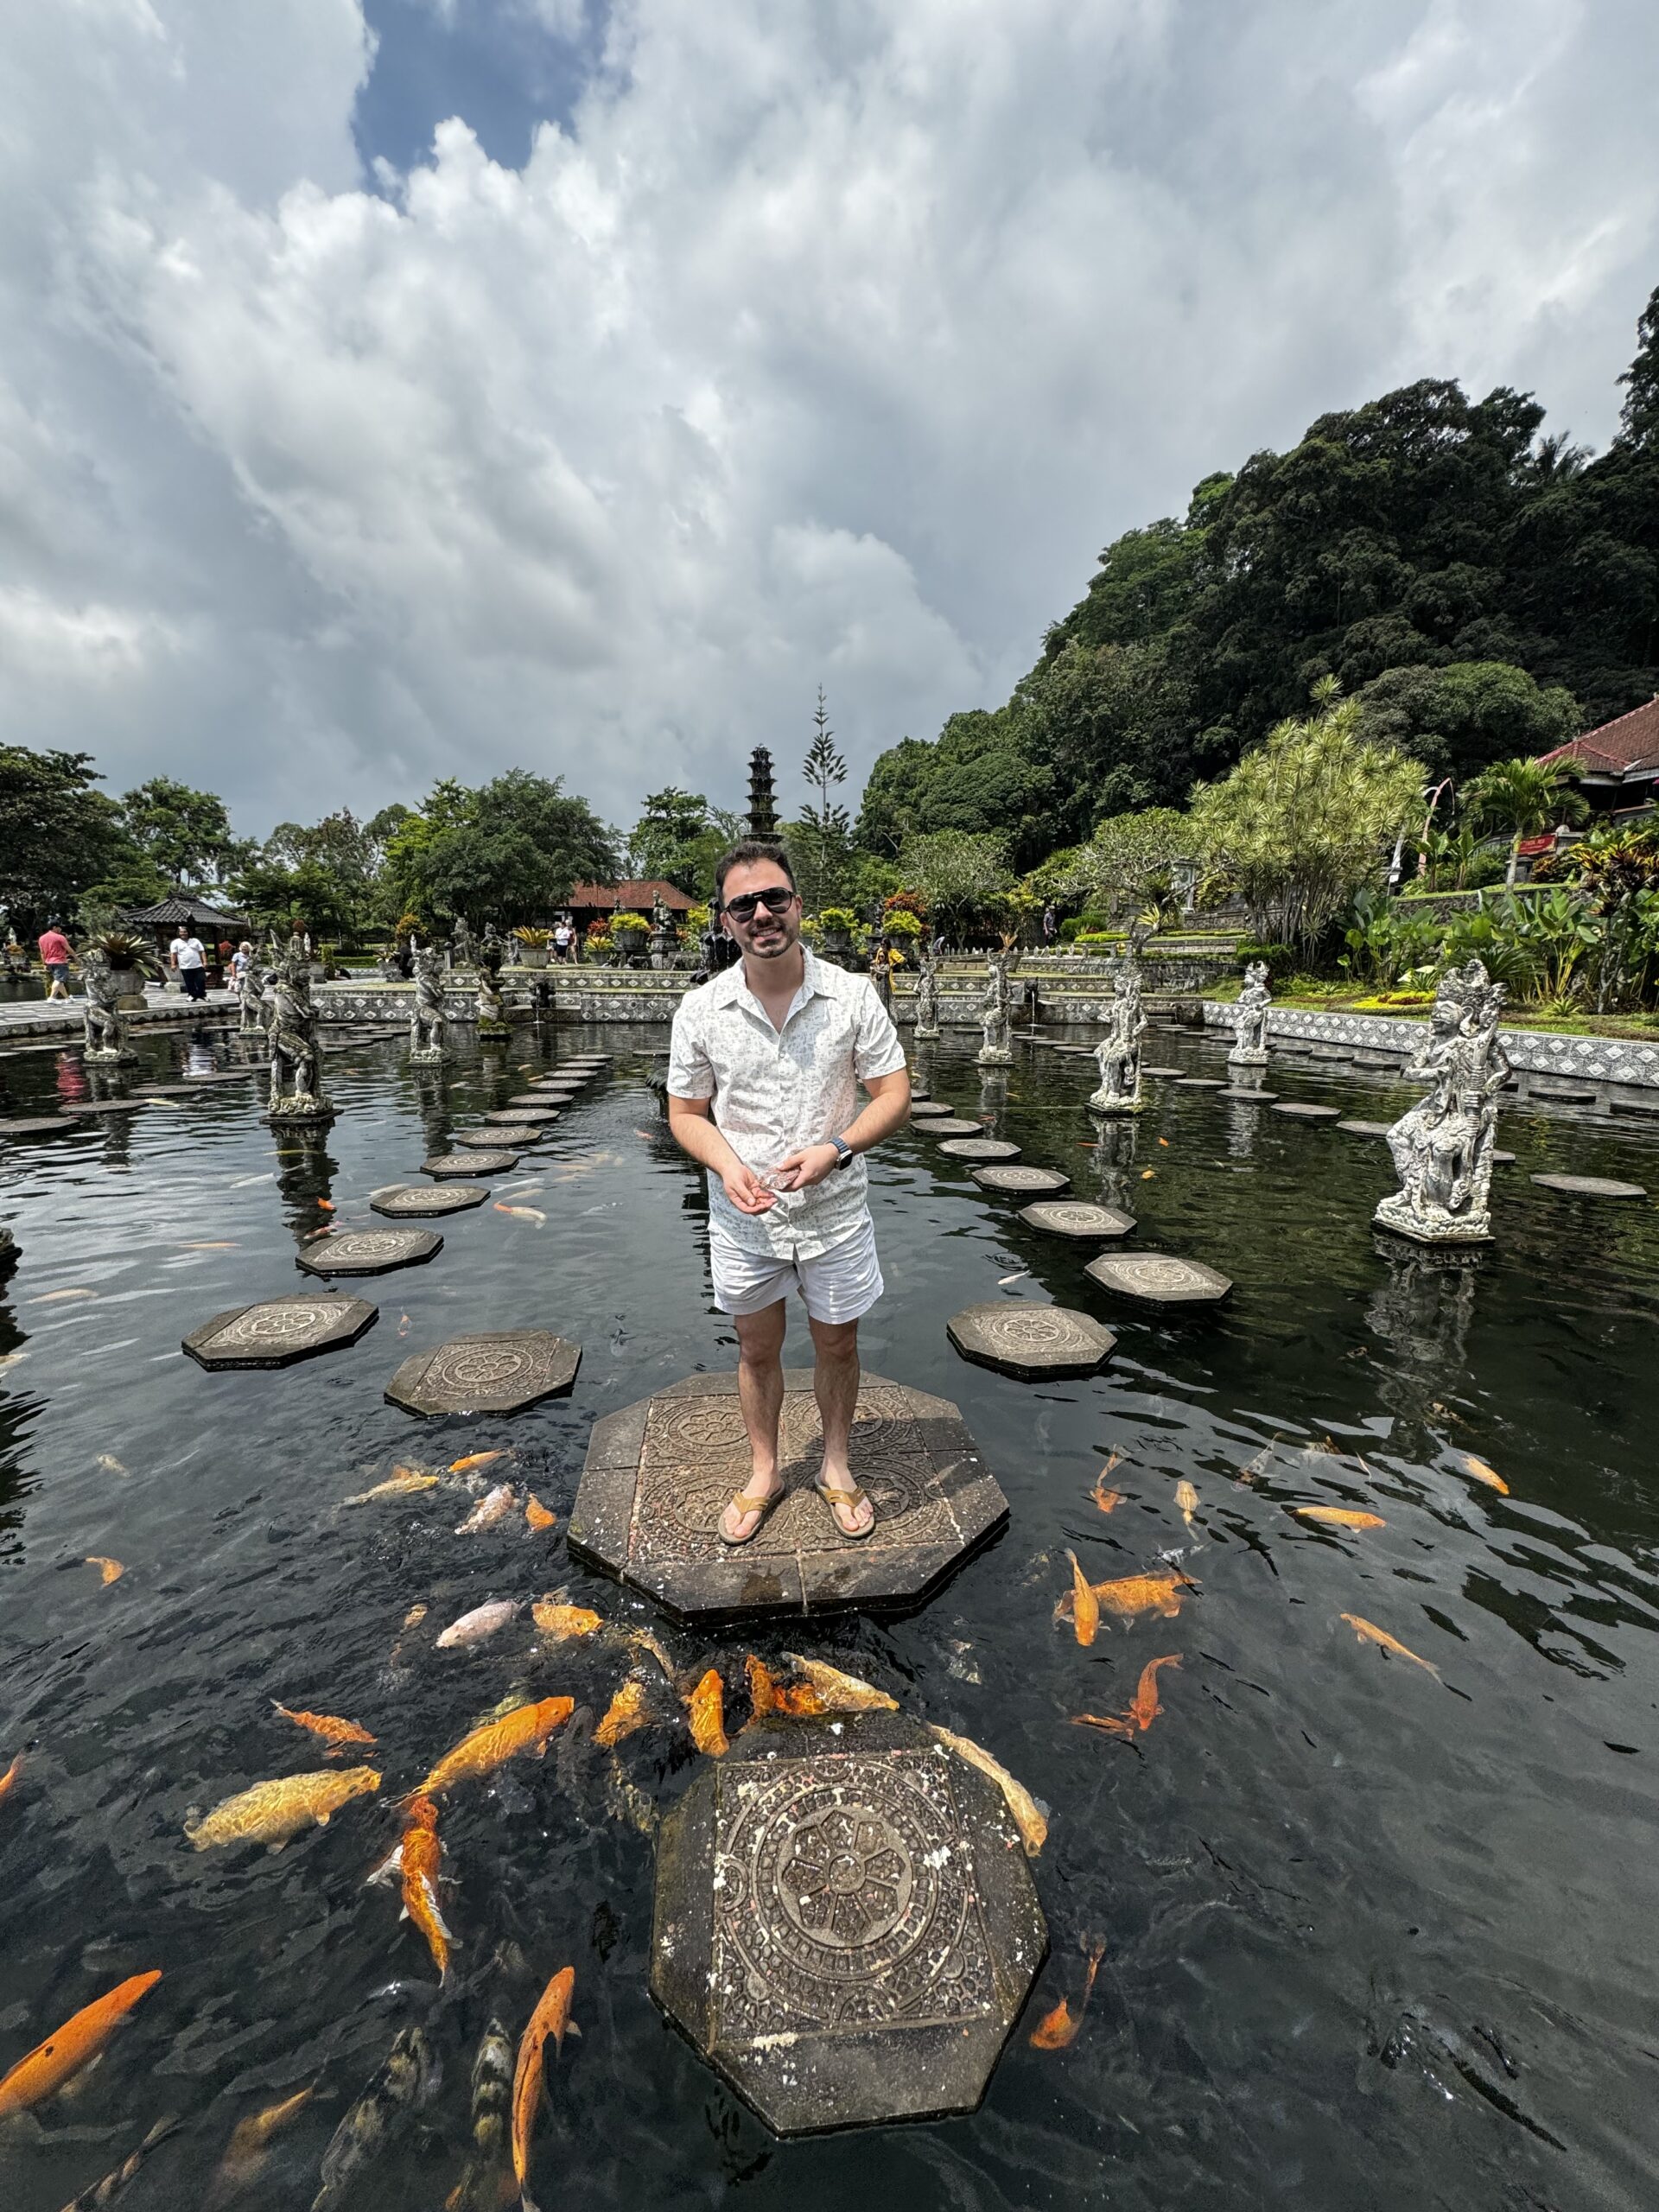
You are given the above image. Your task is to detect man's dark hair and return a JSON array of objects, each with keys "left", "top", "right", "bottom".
[{"left": 713, "top": 840, "right": 797, "bottom": 907}]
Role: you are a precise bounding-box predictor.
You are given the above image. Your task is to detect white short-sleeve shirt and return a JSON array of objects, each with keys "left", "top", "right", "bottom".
[{"left": 667, "top": 947, "right": 907, "bottom": 1257}]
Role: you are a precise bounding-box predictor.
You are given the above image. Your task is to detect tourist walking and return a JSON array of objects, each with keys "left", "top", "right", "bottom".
[
  {"left": 169, "top": 918, "right": 208, "bottom": 1001},
  {"left": 1042, "top": 901, "right": 1058, "bottom": 945},
  {"left": 38, "top": 920, "right": 75, "bottom": 1000},
  {"left": 553, "top": 915, "right": 575, "bottom": 963},
  {"left": 666, "top": 841, "right": 911, "bottom": 1545}
]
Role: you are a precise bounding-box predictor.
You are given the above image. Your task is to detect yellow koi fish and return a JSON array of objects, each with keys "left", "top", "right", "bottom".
[
  {"left": 346, "top": 1467, "right": 440, "bottom": 1504},
  {"left": 1294, "top": 1507, "right": 1385, "bottom": 1529},
  {"left": 782, "top": 1655, "right": 898, "bottom": 1713},
  {"left": 186, "top": 1767, "right": 381, "bottom": 1851},
  {"left": 594, "top": 1678, "right": 650, "bottom": 1748},
  {"left": 531, "top": 1599, "right": 603, "bottom": 1642},
  {"left": 925, "top": 1724, "right": 1047, "bottom": 1856},
  {"left": 86, "top": 1555, "right": 124, "bottom": 1586},
  {"left": 1340, "top": 1613, "right": 1439, "bottom": 1676}
]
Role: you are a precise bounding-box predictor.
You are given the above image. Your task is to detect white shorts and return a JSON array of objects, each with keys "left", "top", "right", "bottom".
[{"left": 709, "top": 1213, "right": 885, "bottom": 1325}]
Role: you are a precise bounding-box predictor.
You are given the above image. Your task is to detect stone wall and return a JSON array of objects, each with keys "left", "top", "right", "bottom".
[{"left": 1199, "top": 997, "right": 1659, "bottom": 1091}]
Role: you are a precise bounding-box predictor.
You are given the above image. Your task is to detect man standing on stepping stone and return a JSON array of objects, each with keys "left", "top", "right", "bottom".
[{"left": 667, "top": 842, "right": 911, "bottom": 1545}]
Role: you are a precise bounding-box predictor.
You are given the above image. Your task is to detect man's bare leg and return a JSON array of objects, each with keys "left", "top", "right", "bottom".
[
  {"left": 723, "top": 1300, "right": 787, "bottom": 1541},
  {"left": 809, "top": 1315, "right": 874, "bottom": 1535}
]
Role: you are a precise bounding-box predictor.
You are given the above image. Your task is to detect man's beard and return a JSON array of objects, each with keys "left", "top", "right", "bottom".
[{"left": 739, "top": 915, "right": 798, "bottom": 961}]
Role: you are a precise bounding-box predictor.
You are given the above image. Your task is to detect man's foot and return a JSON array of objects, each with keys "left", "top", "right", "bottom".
[
  {"left": 813, "top": 1478, "right": 875, "bottom": 1540},
  {"left": 720, "top": 1471, "right": 783, "bottom": 1544}
]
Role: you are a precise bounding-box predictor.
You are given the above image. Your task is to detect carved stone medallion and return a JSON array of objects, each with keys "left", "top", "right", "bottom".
[
  {"left": 296, "top": 1228, "right": 442, "bottom": 1277},
  {"left": 970, "top": 1164, "right": 1070, "bottom": 1194},
  {"left": 1272, "top": 1103, "right": 1341, "bottom": 1120},
  {"left": 455, "top": 1124, "right": 543, "bottom": 1148},
  {"left": 945, "top": 1301, "right": 1116, "bottom": 1378},
  {"left": 421, "top": 1150, "right": 519, "bottom": 1176},
  {"left": 937, "top": 1138, "right": 1020, "bottom": 1161},
  {"left": 569, "top": 1370, "right": 1007, "bottom": 1622},
  {"left": 370, "top": 1181, "right": 490, "bottom": 1217},
  {"left": 1084, "top": 1252, "right": 1233, "bottom": 1306},
  {"left": 918, "top": 1118, "right": 984, "bottom": 1137},
  {"left": 651, "top": 1711, "right": 1046, "bottom": 2135},
  {"left": 1017, "top": 1199, "right": 1135, "bottom": 1239},
  {"left": 183, "top": 1294, "right": 377, "bottom": 1370},
  {"left": 1530, "top": 1172, "right": 1649, "bottom": 1199},
  {"left": 385, "top": 1327, "right": 582, "bottom": 1414}
]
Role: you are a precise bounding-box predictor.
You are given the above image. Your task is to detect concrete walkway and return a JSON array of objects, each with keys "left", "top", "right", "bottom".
[{"left": 0, "top": 984, "right": 240, "bottom": 1040}]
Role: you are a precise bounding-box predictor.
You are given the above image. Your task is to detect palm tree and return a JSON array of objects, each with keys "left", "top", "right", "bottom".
[{"left": 1466, "top": 757, "right": 1589, "bottom": 887}]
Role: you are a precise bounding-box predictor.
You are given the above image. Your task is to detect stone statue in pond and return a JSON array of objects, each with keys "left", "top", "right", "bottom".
[
  {"left": 976, "top": 953, "right": 1014, "bottom": 1064},
  {"left": 913, "top": 946, "right": 942, "bottom": 1040},
  {"left": 265, "top": 941, "right": 334, "bottom": 1125},
  {"left": 476, "top": 937, "right": 510, "bottom": 1035},
  {"left": 1228, "top": 959, "right": 1272, "bottom": 1066},
  {"left": 1090, "top": 957, "right": 1147, "bottom": 1114},
  {"left": 80, "top": 950, "right": 136, "bottom": 1065},
  {"left": 450, "top": 915, "right": 474, "bottom": 971},
  {"left": 409, "top": 944, "right": 446, "bottom": 1063},
  {"left": 236, "top": 957, "right": 266, "bottom": 1037},
  {"left": 1375, "top": 958, "right": 1509, "bottom": 1245}
]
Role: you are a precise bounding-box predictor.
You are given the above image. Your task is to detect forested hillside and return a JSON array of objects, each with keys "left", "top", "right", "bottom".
[{"left": 856, "top": 287, "right": 1659, "bottom": 873}]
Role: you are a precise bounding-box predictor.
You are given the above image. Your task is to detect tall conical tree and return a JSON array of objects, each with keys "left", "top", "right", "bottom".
[{"left": 798, "top": 688, "right": 852, "bottom": 912}]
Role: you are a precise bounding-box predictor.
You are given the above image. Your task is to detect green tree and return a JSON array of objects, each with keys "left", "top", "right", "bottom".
[
  {"left": 1187, "top": 685, "right": 1424, "bottom": 950},
  {"left": 1064, "top": 808, "right": 1195, "bottom": 918},
  {"left": 625, "top": 788, "right": 741, "bottom": 896},
  {"left": 796, "top": 689, "right": 854, "bottom": 912},
  {"left": 1356, "top": 660, "right": 1580, "bottom": 785},
  {"left": 895, "top": 830, "right": 1010, "bottom": 938},
  {"left": 0, "top": 745, "right": 133, "bottom": 931},
  {"left": 383, "top": 771, "right": 617, "bottom": 929},
  {"left": 1465, "top": 756, "right": 1589, "bottom": 887},
  {"left": 121, "top": 777, "right": 245, "bottom": 889},
  {"left": 231, "top": 856, "right": 355, "bottom": 940}
]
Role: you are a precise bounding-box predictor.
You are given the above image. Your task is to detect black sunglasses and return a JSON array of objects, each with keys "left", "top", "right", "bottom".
[{"left": 722, "top": 887, "right": 798, "bottom": 921}]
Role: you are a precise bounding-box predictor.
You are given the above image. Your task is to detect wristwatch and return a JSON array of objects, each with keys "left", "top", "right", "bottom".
[{"left": 829, "top": 1136, "right": 855, "bottom": 1171}]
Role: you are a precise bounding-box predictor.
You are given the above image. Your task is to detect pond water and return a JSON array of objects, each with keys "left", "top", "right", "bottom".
[{"left": 1, "top": 1016, "right": 1656, "bottom": 2211}]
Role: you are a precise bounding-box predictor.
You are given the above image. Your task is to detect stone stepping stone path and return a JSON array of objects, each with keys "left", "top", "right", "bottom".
[
  {"left": 456, "top": 1123, "right": 544, "bottom": 1148},
  {"left": 487, "top": 1107, "right": 557, "bottom": 1125},
  {"left": 0, "top": 1117, "right": 79, "bottom": 1137},
  {"left": 1141, "top": 1065, "right": 1185, "bottom": 1077},
  {"left": 370, "top": 1181, "right": 490, "bottom": 1217},
  {"left": 1217, "top": 1088, "right": 1278, "bottom": 1102},
  {"left": 909, "top": 1099, "right": 952, "bottom": 1116},
  {"left": 421, "top": 1149, "right": 519, "bottom": 1177},
  {"left": 505, "top": 1096, "right": 562, "bottom": 1113},
  {"left": 1273, "top": 1103, "right": 1342, "bottom": 1120},
  {"left": 938, "top": 1138, "right": 1020, "bottom": 1161},
  {"left": 296, "top": 1228, "right": 442, "bottom": 1277},
  {"left": 650, "top": 1708, "right": 1044, "bottom": 2135},
  {"left": 946, "top": 1300, "right": 1115, "bottom": 1378},
  {"left": 183, "top": 1293, "right": 377, "bottom": 1370},
  {"left": 1172, "top": 1077, "right": 1225, "bottom": 1088},
  {"left": 1085, "top": 1252, "right": 1233, "bottom": 1307},
  {"left": 1338, "top": 1120, "right": 1395, "bottom": 1136},
  {"left": 385, "top": 1327, "right": 582, "bottom": 1415},
  {"left": 59, "top": 1098, "right": 152, "bottom": 1115},
  {"left": 1530, "top": 1173, "right": 1648, "bottom": 1199},
  {"left": 919, "top": 1118, "right": 984, "bottom": 1138},
  {"left": 569, "top": 1369, "right": 1006, "bottom": 1622},
  {"left": 1529, "top": 1085, "right": 1599, "bottom": 1106},
  {"left": 971, "top": 1164, "right": 1070, "bottom": 1194},
  {"left": 1018, "top": 1199, "right": 1135, "bottom": 1240}
]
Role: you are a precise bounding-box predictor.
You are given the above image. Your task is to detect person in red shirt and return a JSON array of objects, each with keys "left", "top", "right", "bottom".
[{"left": 37, "top": 923, "right": 74, "bottom": 1001}]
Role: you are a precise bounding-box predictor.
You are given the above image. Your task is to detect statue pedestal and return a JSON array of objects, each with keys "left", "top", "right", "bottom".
[
  {"left": 1227, "top": 1048, "right": 1268, "bottom": 1069},
  {"left": 85, "top": 1047, "right": 137, "bottom": 1066},
  {"left": 1373, "top": 1193, "right": 1491, "bottom": 1245},
  {"left": 1089, "top": 1087, "right": 1143, "bottom": 1116},
  {"left": 976, "top": 1046, "right": 1014, "bottom": 1065},
  {"left": 914, "top": 1024, "right": 941, "bottom": 1041},
  {"left": 266, "top": 1094, "right": 336, "bottom": 1129},
  {"left": 409, "top": 1046, "right": 445, "bottom": 1065}
]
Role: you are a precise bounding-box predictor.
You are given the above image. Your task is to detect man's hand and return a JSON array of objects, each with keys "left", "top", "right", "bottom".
[
  {"left": 721, "top": 1162, "right": 778, "bottom": 1214},
  {"left": 772, "top": 1142, "right": 842, "bottom": 1192}
]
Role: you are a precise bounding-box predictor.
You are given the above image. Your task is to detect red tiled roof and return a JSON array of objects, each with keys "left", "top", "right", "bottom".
[
  {"left": 1538, "top": 696, "right": 1659, "bottom": 778},
  {"left": 567, "top": 879, "right": 693, "bottom": 912}
]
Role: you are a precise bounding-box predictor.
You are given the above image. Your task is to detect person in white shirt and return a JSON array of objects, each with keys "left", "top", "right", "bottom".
[
  {"left": 667, "top": 842, "right": 911, "bottom": 1545},
  {"left": 169, "top": 921, "right": 208, "bottom": 1001}
]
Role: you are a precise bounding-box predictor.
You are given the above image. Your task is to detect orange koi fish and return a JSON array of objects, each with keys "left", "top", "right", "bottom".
[
  {"left": 451, "top": 1450, "right": 509, "bottom": 1475},
  {"left": 0, "top": 1971, "right": 162, "bottom": 2118},
  {"left": 1140, "top": 1168, "right": 1156, "bottom": 1180},
  {"left": 686, "top": 1668, "right": 729, "bottom": 1757},
  {"left": 272, "top": 1702, "right": 377, "bottom": 1751},
  {"left": 86, "top": 1555, "right": 124, "bottom": 1586},
  {"left": 524, "top": 1495, "right": 556, "bottom": 1531},
  {"left": 1073, "top": 1653, "right": 1180, "bottom": 1739},
  {"left": 1066, "top": 1552, "right": 1099, "bottom": 1648},
  {"left": 1294, "top": 1507, "right": 1385, "bottom": 1530},
  {"left": 1028, "top": 1942, "right": 1105, "bottom": 2050},
  {"left": 399, "top": 1796, "right": 454, "bottom": 1982},
  {"left": 1340, "top": 1613, "right": 1439, "bottom": 1676},
  {"left": 1090, "top": 1465, "right": 1121, "bottom": 1514},
  {"left": 594, "top": 1679, "right": 650, "bottom": 1749},
  {"left": 1057, "top": 1572, "right": 1191, "bottom": 1626},
  {"left": 208, "top": 2083, "right": 315, "bottom": 2206},
  {"left": 512, "top": 1968, "right": 576, "bottom": 2208},
  {"left": 316, "top": 1198, "right": 336, "bottom": 1211},
  {"left": 0, "top": 1752, "right": 21, "bottom": 1804},
  {"left": 782, "top": 1655, "right": 893, "bottom": 1713},
  {"left": 1462, "top": 1452, "right": 1510, "bottom": 1495},
  {"left": 1175, "top": 1480, "right": 1198, "bottom": 1527},
  {"left": 743, "top": 1655, "right": 826, "bottom": 1723},
  {"left": 412, "top": 1697, "right": 574, "bottom": 1797},
  {"left": 531, "top": 1599, "right": 603, "bottom": 1642}
]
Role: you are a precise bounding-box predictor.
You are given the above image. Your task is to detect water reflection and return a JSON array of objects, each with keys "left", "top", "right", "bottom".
[{"left": 1365, "top": 1237, "right": 1484, "bottom": 1448}]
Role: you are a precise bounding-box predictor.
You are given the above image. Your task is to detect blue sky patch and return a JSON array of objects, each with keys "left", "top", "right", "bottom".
[{"left": 355, "top": 0, "right": 606, "bottom": 176}]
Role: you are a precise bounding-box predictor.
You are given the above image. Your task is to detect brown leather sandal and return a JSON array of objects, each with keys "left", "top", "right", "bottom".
[
  {"left": 719, "top": 1484, "right": 784, "bottom": 1546},
  {"left": 813, "top": 1479, "right": 875, "bottom": 1541}
]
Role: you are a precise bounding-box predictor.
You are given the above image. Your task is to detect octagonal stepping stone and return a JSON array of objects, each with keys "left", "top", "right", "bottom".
[
  {"left": 1217, "top": 1088, "right": 1278, "bottom": 1102},
  {"left": 297, "top": 1228, "right": 442, "bottom": 1277},
  {"left": 1141, "top": 1065, "right": 1185, "bottom": 1077},
  {"left": 183, "top": 1293, "right": 377, "bottom": 1370},
  {"left": 1338, "top": 1120, "right": 1395, "bottom": 1137},
  {"left": 938, "top": 1137, "right": 1020, "bottom": 1161},
  {"left": 456, "top": 1123, "right": 543, "bottom": 1149},
  {"left": 385, "top": 1328, "right": 582, "bottom": 1415},
  {"left": 1530, "top": 1085, "right": 1598, "bottom": 1106},
  {"left": 920, "top": 1118, "right": 984, "bottom": 1137},
  {"left": 946, "top": 1301, "right": 1116, "bottom": 1379},
  {"left": 1530, "top": 1173, "right": 1648, "bottom": 1199},
  {"left": 569, "top": 1369, "right": 1007, "bottom": 1623},
  {"left": 1172, "top": 1077, "right": 1225, "bottom": 1089},
  {"left": 1272, "top": 1103, "right": 1341, "bottom": 1120},
  {"left": 909, "top": 1100, "right": 953, "bottom": 1116},
  {"left": 505, "top": 1096, "right": 563, "bottom": 1113},
  {"left": 370, "top": 1181, "right": 490, "bottom": 1217},
  {"left": 0, "top": 1117, "right": 79, "bottom": 1137},
  {"left": 59, "top": 1097, "right": 151, "bottom": 1116},
  {"left": 1018, "top": 1199, "right": 1135, "bottom": 1240},
  {"left": 1084, "top": 1251, "right": 1233, "bottom": 1307},
  {"left": 422, "top": 1149, "right": 519, "bottom": 1177},
  {"left": 651, "top": 1709, "right": 1046, "bottom": 2136},
  {"left": 971, "top": 1164, "right": 1070, "bottom": 1194}
]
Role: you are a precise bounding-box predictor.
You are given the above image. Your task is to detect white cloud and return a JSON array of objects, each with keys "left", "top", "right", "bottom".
[{"left": 2, "top": 0, "right": 1656, "bottom": 835}]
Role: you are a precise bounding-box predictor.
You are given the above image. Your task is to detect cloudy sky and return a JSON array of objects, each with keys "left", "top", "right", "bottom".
[{"left": 4, "top": 1, "right": 1657, "bottom": 841}]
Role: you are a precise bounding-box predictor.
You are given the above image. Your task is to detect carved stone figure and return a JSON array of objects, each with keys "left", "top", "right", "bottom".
[
  {"left": 266, "top": 942, "right": 334, "bottom": 1125},
  {"left": 913, "top": 947, "right": 942, "bottom": 1040},
  {"left": 81, "top": 950, "right": 137, "bottom": 1064},
  {"left": 236, "top": 957, "right": 267, "bottom": 1036},
  {"left": 450, "top": 916, "right": 475, "bottom": 970},
  {"left": 1089, "top": 957, "right": 1146, "bottom": 1114},
  {"left": 409, "top": 944, "right": 447, "bottom": 1063},
  {"left": 869, "top": 934, "right": 894, "bottom": 1014},
  {"left": 1228, "top": 960, "right": 1272, "bottom": 1066},
  {"left": 1375, "top": 960, "right": 1509, "bottom": 1244},
  {"left": 976, "top": 956, "right": 1014, "bottom": 1064},
  {"left": 476, "top": 938, "right": 511, "bottom": 1036},
  {"left": 650, "top": 888, "right": 677, "bottom": 971}
]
